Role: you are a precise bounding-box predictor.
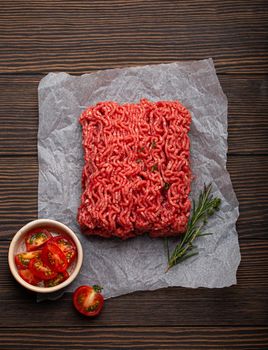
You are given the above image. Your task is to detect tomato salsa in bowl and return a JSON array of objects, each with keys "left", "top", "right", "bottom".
[{"left": 8, "top": 219, "right": 83, "bottom": 293}]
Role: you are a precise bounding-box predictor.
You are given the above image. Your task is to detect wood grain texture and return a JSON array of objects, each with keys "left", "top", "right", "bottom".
[
  {"left": 0, "top": 74, "right": 267, "bottom": 156},
  {"left": 0, "top": 155, "right": 267, "bottom": 239},
  {"left": 0, "top": 327, "right": 267, "bottom": 349},
  {"left": 0, "top": 0, "right": 268, "bottom": 347},
  {"left": 0, "top": 0, "right": 267, "bottom": 74},
  {"left": 0, "top": 241, "right": 268, "bottom": 327}
]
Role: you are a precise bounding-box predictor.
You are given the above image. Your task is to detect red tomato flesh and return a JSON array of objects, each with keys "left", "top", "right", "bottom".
[
  {"left": 15, "top": 230, "right": 76, "bottom": 287},
  {"left": 73, "top": 285, "right": 104, "bottom": 317},
  {"left": 41, "top": 241, "right": 68, "bottom": 273},
  {"left": 44, "top": 270, "right": 69, "bottom": 288},
  {"left": 29, "top": 258, "right": 57, "bottom": 280},
  {"left": 25, "top": 228, "right": 52, "bottom": 251},
  {"left": 15, "top": 250, "right": 42, "bottom": 269},
  {"left": 52, "top": 235, "right": 77, "bottom": 266},
  {"left": 19, "top": 268, "right": 41, "bottom": 286}
]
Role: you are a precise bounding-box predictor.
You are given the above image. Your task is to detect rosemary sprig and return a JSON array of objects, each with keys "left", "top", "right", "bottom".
[{"left": 165, "top": 183, "right": 221, "bottom": 272}]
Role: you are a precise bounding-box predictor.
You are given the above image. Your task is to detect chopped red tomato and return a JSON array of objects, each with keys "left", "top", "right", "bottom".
[
  {"left": 44, "top": 270, "right": 69, "bottom": 288},
  {"left": 41, "top": 241, "right": 68, "bottom": 273},
  {"left": 25, "top": 228, "right": 52, "bottom": 251},
  {"left": 16, "top": 231, "right": 77, "bottom": 287},
  {"left": 73, "top": 285, "right": 104, "bottom": 317},
  {"left": 18, "top": 268, "right": 41, "bottom": 286},
  {"left": 29, "top": 258, "right": 57, "bottom": 280},
  {"left": 15, "top": 250, "right": 42, "bottom": 269},
  {"left": 52, "top": 235, "right": 77, "bottom": 266}
]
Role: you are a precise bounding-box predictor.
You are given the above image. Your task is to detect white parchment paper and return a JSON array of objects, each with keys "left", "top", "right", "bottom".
[{"left": 38, "top": 59, "right": 240, "bottom": 299}]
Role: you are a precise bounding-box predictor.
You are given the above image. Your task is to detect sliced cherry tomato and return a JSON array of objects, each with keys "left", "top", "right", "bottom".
[
  {"left": 25, "top": 228, "right": 52, "bottom": 251},
  {"left": 29, "top": 257, "right": 57, "bottom": 280},
  {"left": 41, "top": 241, "right": 68, "bottom": 273},
  {"left": 44, "top": 270, "right": 69, "bottom": 288},
  {"left": 52, "top": 235, "right": 77, "bottom": 266},
  {"left": 73, "top": 285, "right": 104, "bottom": 317},
  {"left": 15, "top": 250, "right": 42, "bottom": 269},
  {"left": 18, "top": 268, "right": 41, "bottom": 286}
]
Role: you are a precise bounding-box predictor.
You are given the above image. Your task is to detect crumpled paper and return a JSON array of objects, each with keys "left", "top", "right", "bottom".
[{"left": 38, "top": 59, "right": 240, "bottom": 299}]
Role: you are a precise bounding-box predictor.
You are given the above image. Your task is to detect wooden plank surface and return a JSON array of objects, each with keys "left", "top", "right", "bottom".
[
  {"left": 0, "top": 74, "right": 267, "bottom": 156},
  {"left": 0, "top": 327, "right": 268, "bottom": 350},
  {"left": 0, "top": 155, "right": 267, "bottom": 239},
  {"left": 0, "top": 0, "right": 267, "bottom": 74},
  {"left": 1, "top": 240, "right": 268, "bottom": 327},
  {"left": 0, "top": 0, "right": 267, "bottom": 348}
]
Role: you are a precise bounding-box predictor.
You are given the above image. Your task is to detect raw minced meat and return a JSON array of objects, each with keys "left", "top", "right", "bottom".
[{"left": 78, "top": 99, "right": 191, "bottom": 239}]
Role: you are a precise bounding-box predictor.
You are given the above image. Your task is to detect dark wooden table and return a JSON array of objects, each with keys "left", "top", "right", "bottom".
[{"left": 0, "top": 1, "right": 267, "bottom": 349}]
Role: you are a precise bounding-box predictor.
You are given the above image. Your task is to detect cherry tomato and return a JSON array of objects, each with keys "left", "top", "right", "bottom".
[
  {"left": 73, "top": 285, "right": 104, "bottom": 317},
  {"left": 41, "top": 241, "right": 68, "bottom": 273},
  {"left": 52, "top": 235, "right": 77, "bottom": 266},
  {"left": 29, "top": 258, "right": 57, "bottom": 280},
  {"left": 25, "top": 228, "right": 52, "bottom": 251},
  {"left": 18, "top": 268, "right": 41, "bottom": 286},
  {"left": 44, "top": 270, "right": 69, "bottom": 288},
  {"left": 15, "top": 250, "right": 42, "bottom": 269}
]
